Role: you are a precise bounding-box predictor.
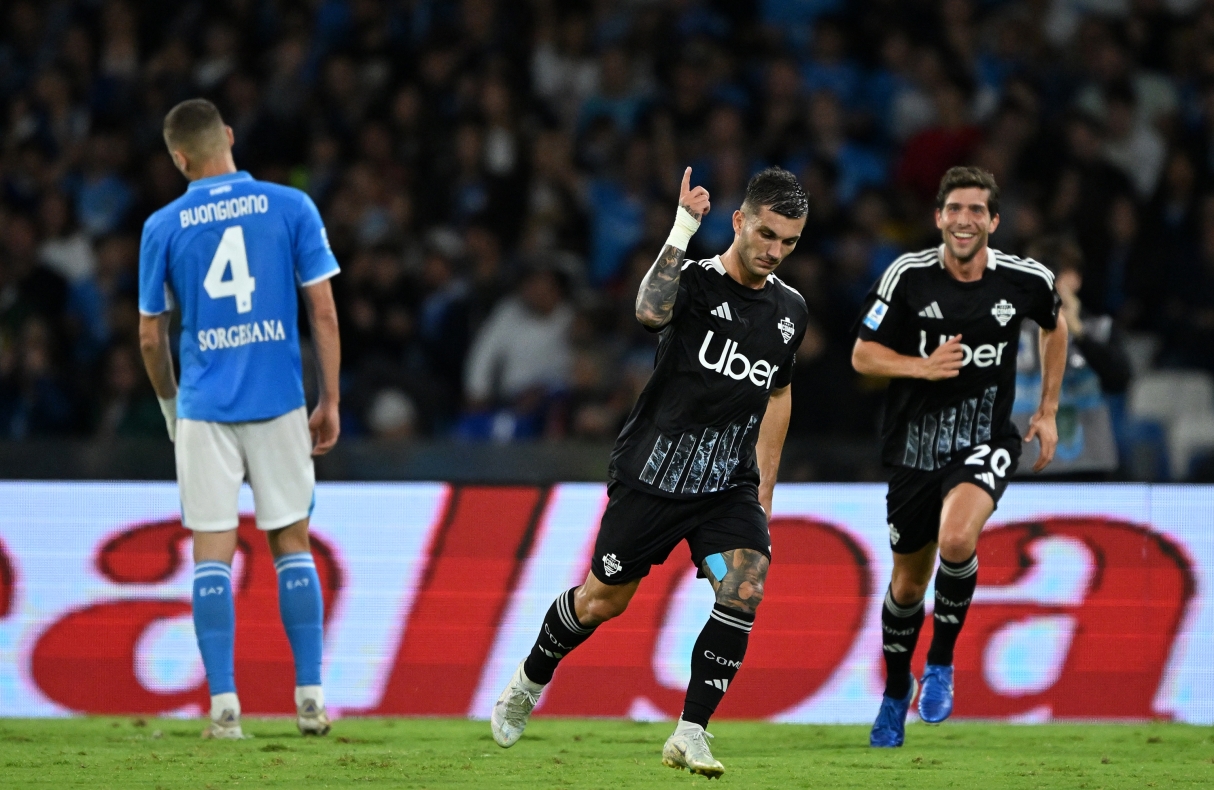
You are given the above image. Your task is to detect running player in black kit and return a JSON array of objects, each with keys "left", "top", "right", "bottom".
[
  {"left": 491, "top": 167, "right": 809, "bottom": 778},
  {"left": 853, "top": 167, "right": 1068, "bottom": 747}
]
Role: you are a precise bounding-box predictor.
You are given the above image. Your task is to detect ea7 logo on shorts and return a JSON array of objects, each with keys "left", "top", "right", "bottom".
[
  {"left": 991, "top": 299, "right": 1016, "bottom": 326},
  {"left": 602, "top": 553, "right": 622, "bottom": 576}
]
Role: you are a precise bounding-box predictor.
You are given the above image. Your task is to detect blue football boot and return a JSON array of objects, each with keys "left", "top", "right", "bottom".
[
  {"left": 869, "top": 676, "right": 917, "bottom": 748},
  {"left": 918, "top": 664, "right": 954, "bottom": 724}
]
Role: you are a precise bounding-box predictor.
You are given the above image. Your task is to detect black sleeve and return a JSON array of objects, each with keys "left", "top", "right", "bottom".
[
  {"left": 1028, "top": 277, "right": 1062, "bottom": 330},
  {"left": 855, "top": 277, "right": 911, "bottom": 347}
]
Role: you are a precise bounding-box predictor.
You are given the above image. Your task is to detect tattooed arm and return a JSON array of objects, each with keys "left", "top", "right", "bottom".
[{"left": 635, "top": 167, "right": 711, "bottom": 329}]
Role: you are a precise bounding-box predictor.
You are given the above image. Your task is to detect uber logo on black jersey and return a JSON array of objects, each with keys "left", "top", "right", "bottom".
[{"left": 698, "top": 330, "right": 781, "bottom": 388}]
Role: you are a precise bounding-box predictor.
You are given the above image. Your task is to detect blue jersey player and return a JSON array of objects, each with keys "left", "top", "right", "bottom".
[{"left": 138, "top": 99, "right": 342, "bottom": 739}]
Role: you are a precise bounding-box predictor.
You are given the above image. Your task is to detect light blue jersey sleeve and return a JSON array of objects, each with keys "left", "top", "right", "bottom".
[
  {"left": 138, "top": 213, "right": 172, "bottom": 315},
  {"left": 292, "top": 193, "right": 340, "bottom": 286}
]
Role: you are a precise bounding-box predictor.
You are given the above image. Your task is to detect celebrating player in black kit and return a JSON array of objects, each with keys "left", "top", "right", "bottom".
[
  {"left": 853, "top": 167, "right": 1067, "bottom": 747},
  {"left": 491, "top": 167, "right": 808, "bottom": 777}
]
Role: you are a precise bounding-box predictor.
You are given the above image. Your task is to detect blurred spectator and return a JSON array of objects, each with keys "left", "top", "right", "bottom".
[
  {"left": 69, "top": 131, "right": 135, "bottom": 237},
  {"left": 1102, "top": 83, "right": 1166, "bottom": 200},
  {"left": 0, "top": 317, "right": 76, "bottom": 438},
  {"left": 37, "top": 192, "right": 94, "bottom": 284},
  {"left": 461, "top": 267, "right": 574, "bottom": 440},
  {"left": 92, "top": 342, "right": 161, "bottom": 438},
  {"left": 896, "top": 82, "right": 983, "bottom": 203},
  {"left": 1159, "top": 195, "right": 1214, "bottom": 373},
  {"left": 0, "top": 0, "right": 1206, "bottom": 478},
  {"left": 1013, "top": 237, "right": 1131, "bottom": 477}
]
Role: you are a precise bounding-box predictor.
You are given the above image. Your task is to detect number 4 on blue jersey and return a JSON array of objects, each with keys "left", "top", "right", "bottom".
[{"left": 138, "top": 171, "right": 340, "bottom": 423}]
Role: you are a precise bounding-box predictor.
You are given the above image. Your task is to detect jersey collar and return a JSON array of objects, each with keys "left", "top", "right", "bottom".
[
  {"left": 187, "top": 171, "right": 253, "bottom": 192},
  {"left": 712, "top": 255, "right": 773, "bottom": 298},
  {"left": 938, "top": 243, "right": 999, "bottom": 269}
]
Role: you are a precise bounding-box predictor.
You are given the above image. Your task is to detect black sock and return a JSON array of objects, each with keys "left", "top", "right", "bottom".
[
  {"left": 522, "top": 588, "right": 596, "bottom": 685},
  {"left": 927, "top": 552, "right": 978, "bottom": 666},
  {"left": 881, "top": 586, "right": 925, "bottom": 699},
  {"left": 681, "top": 604, "right": 755, "bottom": 728}
]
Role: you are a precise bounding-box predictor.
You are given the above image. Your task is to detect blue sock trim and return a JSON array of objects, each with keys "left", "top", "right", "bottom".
[{"left": 192, "top": 561, "right": 236, "bottom": 696}]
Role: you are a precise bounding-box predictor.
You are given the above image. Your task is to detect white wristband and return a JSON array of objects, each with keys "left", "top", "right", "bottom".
[
  {"left": 665, "top": 205, "right": 701, "bottom": 252},
  {"left": 158, "top": 396, "right": 177, "bottom": 443}
]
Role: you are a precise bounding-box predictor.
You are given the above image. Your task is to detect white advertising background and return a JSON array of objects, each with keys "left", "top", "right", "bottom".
[{"left": 0, "top": 481, "right": 1209, "bottom": 723}]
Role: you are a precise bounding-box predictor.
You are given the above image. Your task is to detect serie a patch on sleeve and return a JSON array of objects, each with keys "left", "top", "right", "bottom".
[{"left": 863, "top": 299, "right": 888, "bottom": 331}]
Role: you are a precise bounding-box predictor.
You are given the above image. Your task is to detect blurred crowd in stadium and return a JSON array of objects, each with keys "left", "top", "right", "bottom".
[{"left": 1, "top": 0, "right": 1214, "bottom": 479}]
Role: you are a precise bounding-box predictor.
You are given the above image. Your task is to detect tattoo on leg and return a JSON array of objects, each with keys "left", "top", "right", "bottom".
[
  {"left": 635, "top": 244, "right": 685, "bottom": 328},
  {"left": 702, "top": 549, "right": 769, "bottom": 613}
]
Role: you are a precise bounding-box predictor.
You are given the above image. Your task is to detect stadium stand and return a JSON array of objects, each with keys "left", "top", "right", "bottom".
[{"left": 0, "top": 0, "right": 1213, "bottom": 479}]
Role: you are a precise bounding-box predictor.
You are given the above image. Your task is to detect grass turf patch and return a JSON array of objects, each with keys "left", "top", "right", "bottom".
[{"left": 0, "top": 717, "right": 1210, "bottom": 789}]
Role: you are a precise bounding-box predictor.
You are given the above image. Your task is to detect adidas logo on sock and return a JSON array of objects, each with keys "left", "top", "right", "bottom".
[
  {"left": 918, "top": 301, "right": 943, "bottom": 319},
  {"left": 935, "top": 613, "right": 961, "bottom": 624},
  {"left": 705, "top": 679, "right": 730, "bottom": 691},
  {"left": 974, "top": 472, "right": 995, "bottom": 488},
  {"left": 883, "top": 643, "right": 909, "bottom": 653},
  {"left": 710, "top": 302, "right": 733, "bottom": 321}
]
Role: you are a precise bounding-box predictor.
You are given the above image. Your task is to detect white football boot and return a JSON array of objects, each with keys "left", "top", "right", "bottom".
[
  {"left": 201, "top": 694, "right": 245, "bottom": 740},
  {"left": 296, "top": 699, "right": 331, "bottom": 736},
  {"left": 491, "top": 660, "right": 544, "bottom": 747},
  {"left": 662, "top": 721, "right": 725, "bottom": 778}
]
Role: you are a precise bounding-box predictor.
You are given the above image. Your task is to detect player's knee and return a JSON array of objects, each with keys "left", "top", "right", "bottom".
[
  {"left": 582, "top": 593, "right": 629, "bottom": 624},
  {"left": 268, "top": 520, "right": 310, "bottom": 556},
  {"left": 889, "top": 575, "right": 927, "bottom": 607},
  {"left": 937, "top": 532, "right": 976, "bottom": 564}
]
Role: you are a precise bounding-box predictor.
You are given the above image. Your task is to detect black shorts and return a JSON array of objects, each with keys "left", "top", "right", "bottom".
[
  {"left": 590, "top": 481, "right": 771, "bottom": 585},
  {"left": 885, "top": 437, "right": 1020, "bottom": 555}
]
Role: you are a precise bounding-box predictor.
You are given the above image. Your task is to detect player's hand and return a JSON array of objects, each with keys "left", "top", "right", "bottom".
[
  {"left": 309, "top": 399, "right": 340, "bottom": 456},
  {"left": 679, "top": 167, "right": 711, "bottom": 221},
  {"left": 919, "top": 334, "right": 964, "bottom": 380},
  {"left": 1024, "top": 409, "right": 1058, "bottom": 472}
]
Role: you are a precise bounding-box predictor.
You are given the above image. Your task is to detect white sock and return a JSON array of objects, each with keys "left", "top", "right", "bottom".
[
  {"left": 211, "top": 692, "right": 240, "bottom": 720},
  {"left": 295, "top": 685, "right": 324, "bottom": 709},
  {"left": 674, "top": 718, "right": 704, "bottom": 736}
]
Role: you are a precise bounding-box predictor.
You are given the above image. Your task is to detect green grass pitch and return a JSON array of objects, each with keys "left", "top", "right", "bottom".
[{"left": 0, "top": 717, "right": 1211, "bottom": 788}]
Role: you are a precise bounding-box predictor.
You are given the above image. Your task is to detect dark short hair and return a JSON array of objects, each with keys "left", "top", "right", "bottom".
[
  {"left": 742, "top": 167, "right": 808, "bottom": 219},
  {"left": 163, "top": 98, "right": 226, "bottom": 158},
  {"left": 935, "top": 166, "right": 1000, "bottom": 216}
]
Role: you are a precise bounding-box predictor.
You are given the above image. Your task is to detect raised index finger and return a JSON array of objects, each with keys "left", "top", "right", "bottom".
[{"left": 681, "top": 166, "right": 691, "bottom": 195}]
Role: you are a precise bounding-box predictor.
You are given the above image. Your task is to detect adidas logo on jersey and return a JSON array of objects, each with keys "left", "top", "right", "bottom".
[
  {"left": 710, "top": 302, "right": 733, "bottom": 321},
  {"left": 918, "top": 301, "right": 944, "bottom": 319}
]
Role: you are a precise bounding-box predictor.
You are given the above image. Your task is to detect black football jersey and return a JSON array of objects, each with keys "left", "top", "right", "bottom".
[
  {"left": 856, "top": 246, "right": 1061, "bottom": 470},
  {"left": 610, "top": 256, "right": 808, "bottom": 498}
]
